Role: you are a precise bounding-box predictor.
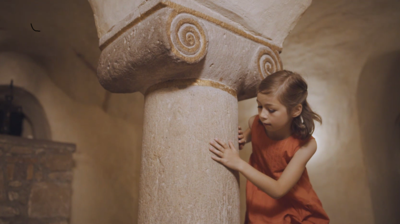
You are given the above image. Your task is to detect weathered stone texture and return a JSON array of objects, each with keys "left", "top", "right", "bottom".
[
  {"left": 48, "top": 172, "right": 73, "bottom": 182},
  {"left": 10, "top": 146, "right": 34, "bottom": 154},
  {"left": 28, "top": 182, "right": 71, "bottom": 218},
  {"left": 0, "top": 134, "right": 75, "bottom": 224},
  {"left": 8, "top": 181, "right": 21, "bottom": 188},
  {"left": 42, "top": 154, "right": 74, "bottom": 171},
  {"left": 138, "top": 85, "right": 240, "bottom": 223},
  {"left": 0, "top": 172, "right": 5, "bottom": 202},
  {"left": 0, "top": 206, "right": 19, "bottom": 217}
]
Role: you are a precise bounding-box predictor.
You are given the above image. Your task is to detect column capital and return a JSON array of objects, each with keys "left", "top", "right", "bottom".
[{"left": 92, "top": 0, "right": 311, "bottom": 100}]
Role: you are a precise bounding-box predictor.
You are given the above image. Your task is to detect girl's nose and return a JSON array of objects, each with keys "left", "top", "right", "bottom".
[{"left": 260, "top": 109, "right": 269, "bottom": 120}]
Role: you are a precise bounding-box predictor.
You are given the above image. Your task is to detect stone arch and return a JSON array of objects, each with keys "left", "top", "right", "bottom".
[
  {"left": 0, "top": 85, "right": 51, "bottom": 140},
  {"left": 356, "top": 50, "right": 400, "bottom": 223}
]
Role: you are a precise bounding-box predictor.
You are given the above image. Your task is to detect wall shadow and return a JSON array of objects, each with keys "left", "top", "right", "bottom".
[{"left": 357, "top": 51, "right": 400, "bottom": 224}]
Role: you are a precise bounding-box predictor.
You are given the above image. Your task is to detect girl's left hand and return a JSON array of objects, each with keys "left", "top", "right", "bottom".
[{"left": 209, "top": 138, "right": 243, "bottom": 171}]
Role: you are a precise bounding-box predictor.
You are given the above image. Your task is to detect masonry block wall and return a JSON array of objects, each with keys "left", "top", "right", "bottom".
[{"left": 0, "top": 134, "right": 75, "bottom": 224}]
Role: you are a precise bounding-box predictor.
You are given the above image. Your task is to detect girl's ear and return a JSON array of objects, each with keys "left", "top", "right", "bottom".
[{"left": 292, "top": 104, "right": 303, "bottom": 118}]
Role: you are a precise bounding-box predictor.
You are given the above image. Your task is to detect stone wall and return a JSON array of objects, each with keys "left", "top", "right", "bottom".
[{"left": 0, "top": 134, "right": 75, "bottom": 224}]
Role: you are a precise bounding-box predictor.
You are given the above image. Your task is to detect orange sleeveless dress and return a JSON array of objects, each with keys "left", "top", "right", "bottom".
[{"left": 245, "top": 115, "right": 330, "bottom": 224}]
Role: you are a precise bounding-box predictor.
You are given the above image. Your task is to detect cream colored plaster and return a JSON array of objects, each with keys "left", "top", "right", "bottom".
[
  {"left": 87, "top": 0, "right": 159, "bottom": 39},
  {"left": 0, "top": 0, "right": 104, "bottom": 107},
  {"left": 0, "top": 52, "right": 144, "bottom": 224},
  {"left": 191, "top": 0, "right": 312, "bottom": 47},
  {"left": 357, "top": 52, "right": 400, "bottom": 223}
]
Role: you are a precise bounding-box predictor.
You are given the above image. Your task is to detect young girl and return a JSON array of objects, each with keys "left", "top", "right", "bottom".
[{"left": 209, "top": 70, "right": 330, "bottom": 224}]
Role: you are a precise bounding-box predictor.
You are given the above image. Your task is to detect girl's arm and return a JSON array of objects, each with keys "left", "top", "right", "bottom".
[
  {"left": 209, "top": 138, "right": 317, "bottom": 199},
  {"left": 239, "top": 115, "right": 256, "bottom": 145}
]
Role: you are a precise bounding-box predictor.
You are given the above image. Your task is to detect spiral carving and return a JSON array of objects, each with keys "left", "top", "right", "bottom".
[
  {"left": 168, "top": 12, "right": 208, "bottom": 63},
  {"left": 257, "top": 47, "right": 282, "bottom": 79}
]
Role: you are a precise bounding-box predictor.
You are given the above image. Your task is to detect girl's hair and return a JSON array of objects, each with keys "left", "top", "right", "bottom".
[{"left": 256, "top": 70, "right": 322, "bottom": 140}]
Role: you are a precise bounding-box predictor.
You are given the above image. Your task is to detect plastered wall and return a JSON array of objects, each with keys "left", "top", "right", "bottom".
[
  {"left": 357, "top": 51, "right": 400, "bottom": 223},
  {"left": 0, "top": 52, "right": 145, "bottom": 224}
]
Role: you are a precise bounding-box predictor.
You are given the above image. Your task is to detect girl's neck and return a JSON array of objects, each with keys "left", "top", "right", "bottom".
[
  {"left": 264, "top": 119, "right": 293, "bottom": 141},
  {"left": 265, "top": 128, "right": 292, "bottom": 141}
]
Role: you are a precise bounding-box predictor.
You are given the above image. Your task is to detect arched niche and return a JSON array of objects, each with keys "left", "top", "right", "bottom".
[
  {"left": 356, "top": 51, "right": 400, "bottom": 223},
  {"left": 0, "top": 85, "right": 51, "bottom": 140}
]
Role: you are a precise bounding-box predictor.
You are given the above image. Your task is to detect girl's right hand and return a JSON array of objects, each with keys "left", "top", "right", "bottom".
[{"left": 238, "top": 126, "right": 246, "bottom": 150}]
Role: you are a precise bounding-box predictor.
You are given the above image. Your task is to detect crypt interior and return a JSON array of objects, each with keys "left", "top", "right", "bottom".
[{"left": 0, "top": 0, "right": 399, "bottom": 223}]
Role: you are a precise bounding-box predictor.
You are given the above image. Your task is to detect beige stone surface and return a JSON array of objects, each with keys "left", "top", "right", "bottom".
[
  {"left": 87, "top": 0, "right": 151, "bottom": 39},
  {"left": 139, "top": 85, "right": 240, "bottom": 223},
  {"left": 190, "top": 0, "right": 312, "bottom": 47},
  {"left": 88, "top": 0, "right": 311, "bottom": 48},
  {"left": 95, "top": 6, "right": 283, "bottom": 101}
]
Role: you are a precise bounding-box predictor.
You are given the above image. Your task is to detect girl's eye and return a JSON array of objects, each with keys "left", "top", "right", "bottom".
[
  {"left": 257, "top": 106, "right": 262, "bottom": 109},
  {"left": 269, "top": 109, "right": 276, "bottom": 113}
]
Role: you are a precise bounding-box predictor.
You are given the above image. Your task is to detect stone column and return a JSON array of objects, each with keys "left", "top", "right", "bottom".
[{"left": 88, "top": 0, "right": 312, "bottom": 223}]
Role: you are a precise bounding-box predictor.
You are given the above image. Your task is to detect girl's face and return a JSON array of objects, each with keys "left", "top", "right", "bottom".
[{"left": 256, "top": 93, "right": 292, "bottom": 134}]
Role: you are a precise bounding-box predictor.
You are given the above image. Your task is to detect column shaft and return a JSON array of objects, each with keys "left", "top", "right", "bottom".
[{"left": 138, "top": 81, "right": 240, "bottom": 223}]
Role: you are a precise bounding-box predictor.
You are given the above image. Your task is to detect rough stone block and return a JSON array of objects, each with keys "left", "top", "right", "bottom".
[
  {"left": 8, "top": 192, "right": 19, "bottom": 201},
  {"left": 26, "top": 164, "right": 34, "bottom": 180},
  {"left": 42, "top": 154, "right": 73, "bottom": 171},
  {"left": 6, "top": 164, "right": 14, "bottom": 181},
  {"left": 0, "top": 171, "right": 4, "bottom": 201},
  {"left": 28, "top": 182, "right": 71, "bottom": 218},
  {"left": 12, "top": 163, "right": 27, "bottom": 181},
  {"left": 34, "top": 172, "right": 43, "bottom": 181},
  {"left": 10, "top": 146, "right": 33, "bottom": 154},
  {"left": 34, "top": 149, "right": 45, "bottom": 155},
  {"left": 0, "top": 206, "right": 19, "bottom": 217},
  {"left": 48, "top": 172, "right": 73, "bottom": 182},
  {"left": 8, "top": 181, "right": 22, "bottom": 188},
  {"left": 49, "top": 221, "right": 68, "bottom": 224}
]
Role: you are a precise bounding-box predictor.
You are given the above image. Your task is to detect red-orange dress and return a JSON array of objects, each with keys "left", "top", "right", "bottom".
[{"left": 245, "top": 115, "right": 330, "bottom": 224}]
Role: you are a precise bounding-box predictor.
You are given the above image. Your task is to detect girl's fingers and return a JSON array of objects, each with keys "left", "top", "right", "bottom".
[
  {"left": 210, "top": 139, "right": 225, "bottom": 152},
  {"left": 209, "top": 147, "right": 223, "bottom": 157},
  {"left": 211, "top": 155, "right": 222, "bottom": 163},
  {"left": 229, "top": 141, "right": 237, "bottom": 151},
  {"left": 214, "top": 139, "right": 227, "bottom": 150}
]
